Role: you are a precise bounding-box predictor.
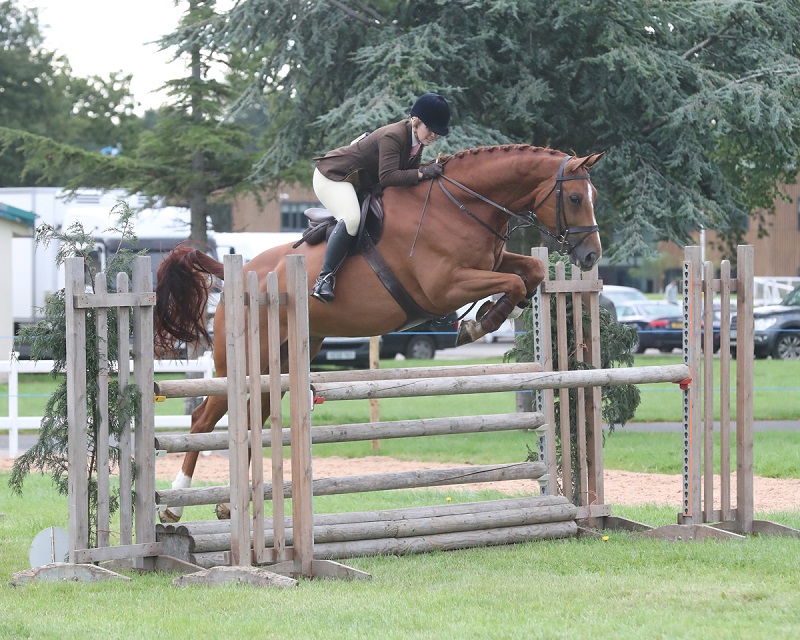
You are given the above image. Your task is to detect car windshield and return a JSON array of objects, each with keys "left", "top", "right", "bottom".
[
  {"left": 782, "top": 286, "right": 800, "bottom": 307},
  {"left": 602, "top": 286, "right": 648, "bottom": 304},
  {"left": 616, "top": 302, "right": 682, "bottom": 319}
]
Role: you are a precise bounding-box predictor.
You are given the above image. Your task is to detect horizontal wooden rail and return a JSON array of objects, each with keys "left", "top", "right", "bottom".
[
  {"left": 154, "top": 411, "right": 545, "bottom": 453},
  {"left": 154, "top": 362, "right": 544, "bottom": 398},
  {"left": 155, "top": 461, "right": 547, "bottom": 508},
  {"left": 154, "top": 363, "right": 687, "bottom": 400}
]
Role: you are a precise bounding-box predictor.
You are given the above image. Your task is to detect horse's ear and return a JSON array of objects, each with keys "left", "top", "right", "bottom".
[{"left": 576, "top": 151, "right": 605, "bottom": 171}]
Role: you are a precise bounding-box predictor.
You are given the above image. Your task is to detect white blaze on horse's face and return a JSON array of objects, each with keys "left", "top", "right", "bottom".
[{"left": 587, "top": 181, "right": 597, "bottom": 225}]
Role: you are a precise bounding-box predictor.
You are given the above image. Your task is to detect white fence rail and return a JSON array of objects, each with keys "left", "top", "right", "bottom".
[
  {"left": 753, "top": 276, "right": 800, "bottom": 305},
  {"left": 1, "top": 352, "right": 226, "bottom": 458}
]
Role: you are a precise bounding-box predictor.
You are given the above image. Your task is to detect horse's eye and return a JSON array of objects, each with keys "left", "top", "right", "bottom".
[{"left": 569, "top": 194, "right": 580, "bottom": 205}]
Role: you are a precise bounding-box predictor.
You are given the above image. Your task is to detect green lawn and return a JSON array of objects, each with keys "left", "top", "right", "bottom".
[
  {"left": 3, "top": 356, "right": 800, "bottom": 639},
  {"left": 3, "top": 355, "right": 800, "bottom": 423},
  {"left": 1, "top": 474, "right": 799, "bottom": 640}
]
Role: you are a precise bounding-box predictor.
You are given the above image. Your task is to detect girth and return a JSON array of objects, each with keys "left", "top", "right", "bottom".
[{"left": 296, "top": 193, "right": 443, "bottom": 330}]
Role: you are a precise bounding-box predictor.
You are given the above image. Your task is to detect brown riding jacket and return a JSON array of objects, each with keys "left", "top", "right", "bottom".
[{"left": 315, "top": 120, "right": 422, "bottom": 190}]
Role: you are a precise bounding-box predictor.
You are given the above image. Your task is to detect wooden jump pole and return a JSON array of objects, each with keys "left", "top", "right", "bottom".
[
  {"left": 153, "top": 362, "right": 545, "bottom": 398},
  {"left": 154, "top": 412, "right": 546, "bottom": 453},
  {"left": 154, "top": 363, "right": 688, "bottom": 401},
  {"left": 307, "top": 365, "right": 690, "bottom": 401}
]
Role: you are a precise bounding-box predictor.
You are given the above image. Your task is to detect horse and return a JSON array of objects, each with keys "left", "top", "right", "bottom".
[{"left": 153, "top": 144, "right": 604, "bottom": 522}]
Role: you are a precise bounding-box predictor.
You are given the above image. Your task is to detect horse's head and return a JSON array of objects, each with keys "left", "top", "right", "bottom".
[{"left": 532, "top": 152, "right": 604, "bottom": 272}]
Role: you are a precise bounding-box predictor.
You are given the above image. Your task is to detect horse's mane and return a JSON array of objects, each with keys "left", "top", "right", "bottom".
[{"left": 439, "top": 144, "right": 563, "bottom": 164}]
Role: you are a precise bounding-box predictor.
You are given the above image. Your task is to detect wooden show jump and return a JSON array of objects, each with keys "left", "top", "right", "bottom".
[{"left": 57, "top": 244, "right": 795, "bottom": 583}]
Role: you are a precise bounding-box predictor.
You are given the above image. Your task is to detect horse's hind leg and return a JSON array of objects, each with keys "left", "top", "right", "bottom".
[
  {"left": 212, "top": 390, "right": 274, "bottom": 520},
  {"left": 158, "top": 394, "right": 229, "bottom": 523}
]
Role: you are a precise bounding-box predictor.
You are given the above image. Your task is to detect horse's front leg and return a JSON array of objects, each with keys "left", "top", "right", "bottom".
[
  {"left": 158, "top": 394, "right": 230, "bottom": 523},
  {"left": 455, "top": 253, "right": 545, "bottom": 346}
]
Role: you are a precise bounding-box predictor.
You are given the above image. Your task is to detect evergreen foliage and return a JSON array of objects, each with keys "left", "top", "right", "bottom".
[
  {"left": 172, "top": 0, "right": 800, "bottom": 259},
  {"left": 8, "top": 204, "right": 142, "bottom": 546},
  {"left": 0, "top": 1, "right": 142, "bottom": 186},
  {"left": 506, "top": 252, "right": 641, "bottom": 500}
]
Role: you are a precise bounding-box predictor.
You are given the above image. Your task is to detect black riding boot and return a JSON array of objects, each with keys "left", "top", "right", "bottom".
[{"left": 311, "top": 220, "right": 357, "bottom": 303}]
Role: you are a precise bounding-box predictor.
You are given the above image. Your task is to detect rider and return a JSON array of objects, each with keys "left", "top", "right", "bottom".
[{"left": 310, "top": 92, "right": 451, "bottom": 303}]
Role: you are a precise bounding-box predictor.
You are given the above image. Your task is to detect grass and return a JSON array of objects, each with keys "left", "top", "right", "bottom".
[
  {"left": 1, "top": 474, "right": 799, "bottom": 640},
  {"left": 4, "top": 355, "right": 799, "bottom": 425},
  {"left": 630, "top": 355, "right": 800, "bottom": 421},
  {"left": 3, "top": 353, "right": 799, "bottom": 639}
]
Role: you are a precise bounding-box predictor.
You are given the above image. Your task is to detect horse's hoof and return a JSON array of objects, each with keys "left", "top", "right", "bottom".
[
  {"left": 456, "top": 320, "right": 481, "bottom": 346},
  {"left": 158, "top": 508, "right": 181, "bottom": 524},
  {"left": 215, "top": 503, "right": 231, "bottom": 520}
]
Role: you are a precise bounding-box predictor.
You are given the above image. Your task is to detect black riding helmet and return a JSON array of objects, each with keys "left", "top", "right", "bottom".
[{"left": 410, "top": 93, "right": 451, "bottom": 136}]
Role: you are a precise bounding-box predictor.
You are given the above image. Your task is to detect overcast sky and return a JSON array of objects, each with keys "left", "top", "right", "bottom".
[{"left": 18, "top": 1, "right": 192, "bottom": 112}]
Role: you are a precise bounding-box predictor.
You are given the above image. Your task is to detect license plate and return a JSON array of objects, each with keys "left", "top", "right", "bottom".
[
  {"left": 326, "top": 350, "right": 356, "bottom": 360},
  {"left": 670, "top": 321, "right": 683, "bottom": 329}
]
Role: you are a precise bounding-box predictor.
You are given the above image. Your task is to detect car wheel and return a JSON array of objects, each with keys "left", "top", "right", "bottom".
[
  {"left": 659, "top": 347, "right": 674, "bottom": 354},
  {"left": 630, "top": 331, "right": 644, "bottom": 354},
  {"left": 405, "top": 335, "right": 436, "bottom": 359},
  {"left": 730, "top": 347, "right": 737, "bottom": 360},
  {"left": 774, "top": 332, "right": 800, "bottom": 360}
]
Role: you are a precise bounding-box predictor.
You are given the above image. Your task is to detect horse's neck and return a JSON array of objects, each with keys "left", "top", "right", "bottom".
[{"left": 446, "top": 150, "right": 558, "bottom": 207}]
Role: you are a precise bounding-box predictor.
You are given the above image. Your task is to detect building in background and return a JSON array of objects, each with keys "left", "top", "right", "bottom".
[{"left": 0, "top": 202, "right": 35, "bottom": 364}]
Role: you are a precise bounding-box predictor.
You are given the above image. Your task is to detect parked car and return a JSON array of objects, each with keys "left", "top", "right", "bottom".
[
  {"left": 731, "top": 284, "right": 800, "bottom": 360},
  {"left": 380, "top": 313, "right": 459, "bottom": 359},
  {"left": 615, "top": 300, "right": 720, "bottom": 354},
  {"left": 598, "top": 285, "right": 649, "bottom": 322},
  {"left": 601, "top": 284, "right": 648, "bottom": 305},
  {"left": 311, "top": 336, "right": 373, "bottom": 369},
  {"left": 311, "top": 312, "right": 459, "bottom": 368}
]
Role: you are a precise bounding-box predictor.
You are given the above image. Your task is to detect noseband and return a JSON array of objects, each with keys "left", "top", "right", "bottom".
[{"left": 433, "top": 154, "right": 598, "bottom": 256}]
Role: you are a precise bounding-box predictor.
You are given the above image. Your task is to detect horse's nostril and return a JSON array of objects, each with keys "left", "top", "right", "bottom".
[{"left": 584, "top": 252, "right": 596, "bottom": 267}]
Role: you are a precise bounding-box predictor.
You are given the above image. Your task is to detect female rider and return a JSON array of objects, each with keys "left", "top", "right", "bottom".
[{"left": 310, "top": 92, "right": 451, "bottom": 303}]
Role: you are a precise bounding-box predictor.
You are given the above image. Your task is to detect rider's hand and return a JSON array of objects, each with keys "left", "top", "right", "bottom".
[{"left": 419, "top": 163, "right": 443, "bottom": 180}]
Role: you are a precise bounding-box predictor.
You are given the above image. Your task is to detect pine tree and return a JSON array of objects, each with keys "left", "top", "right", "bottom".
[{"left": 180, "top": 0, "right": 800, "bottom": 259}]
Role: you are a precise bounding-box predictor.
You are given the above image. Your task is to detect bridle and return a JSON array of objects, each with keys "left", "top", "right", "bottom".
[{"left": 430, "top": 154, "right": 599, "bottom": 256}]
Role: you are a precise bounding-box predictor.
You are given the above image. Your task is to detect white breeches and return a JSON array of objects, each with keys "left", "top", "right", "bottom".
[{"left": 313, "top": 168, "right": 361, "bottom": 236}]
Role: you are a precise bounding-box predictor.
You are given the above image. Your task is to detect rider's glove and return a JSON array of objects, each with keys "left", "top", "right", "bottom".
[{"left": 419, "top": 163, "right": 443, "bottom": 180}]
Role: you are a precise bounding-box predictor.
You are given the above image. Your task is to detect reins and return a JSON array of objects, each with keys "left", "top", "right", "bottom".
[{"left": 421, "top": 154, "right": 598, "bottom": 256}]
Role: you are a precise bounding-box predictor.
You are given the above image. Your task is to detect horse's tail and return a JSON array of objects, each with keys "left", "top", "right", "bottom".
[{"left": 154, "top": 244, "right": 224, "bottom": 356}]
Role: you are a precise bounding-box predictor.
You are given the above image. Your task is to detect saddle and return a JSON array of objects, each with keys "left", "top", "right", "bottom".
[{"left": 293, "top": 190, "right": 442, "bottom": 330}]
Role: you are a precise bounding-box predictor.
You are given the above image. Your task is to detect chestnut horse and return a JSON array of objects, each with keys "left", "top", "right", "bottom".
[{"left": 154, "top": 144, "right": 604, "bottom": 522}]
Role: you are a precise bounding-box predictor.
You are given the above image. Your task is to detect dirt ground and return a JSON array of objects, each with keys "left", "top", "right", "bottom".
[
  {"left": 11, "top": 452, "right": 795, "bottom": 513},
  {"left": 2, "top": 453, "right": 797, "bottom": 512}
]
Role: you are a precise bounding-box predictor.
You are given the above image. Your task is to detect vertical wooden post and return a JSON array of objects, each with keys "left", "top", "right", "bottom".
[
  {"left": 66, "top": 258, "right": 89, "bottom": 562},
  {"left": 94, "top": 273, "right": 110, "bottom": 549},
  {"left": 682, "top": 247, "right": 702, "bottom": 523},
  {"left": 702, "top": 261, "right": 715, "bottom": 522},
  {"left": 131, "top": 256, "right": 155, "bottom": 570},
  {"left": 247, "top": 271, "right": 266, "bottom": 564},
  {"left": 718, "top": 261, "right": 732, "bottom": 521},
  {"left": 224, "top": 255, "right": 251, "bottom": 566},
  {"left": 266, "top": 271, "right": 286, "bottom": 563},
  {"left": 736, "top": 245, "right": 754, "bottom": 533},
  {"left": 286, "top": 255, "right": 314, "bottom": 576},
  {"left": 571, "top": 267, "right": 588, "bottom": 505},
  {"left": 554, "top": 262, "right": 572, "bottom": 502},
  {"left": 116, "top": 272, "right": 133, "bottom": 548},
  {"left": 530, "top": 247, "right": 555, "bottom": 496},
  {"left": 584, "top": 264, "right": 604, "bottom": 505},
  {"left": 370, "top": 336, "right": 380, "bottom": 451}
]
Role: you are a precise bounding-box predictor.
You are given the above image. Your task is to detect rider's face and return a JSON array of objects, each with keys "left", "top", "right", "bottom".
[{"left": 416, "top": 122, "right": 439, "bottom": 146}]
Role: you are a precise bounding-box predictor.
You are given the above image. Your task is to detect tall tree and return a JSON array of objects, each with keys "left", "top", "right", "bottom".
[
  {"left": 0, "top": 1, "right": 143, "bottom": 186},
  {"left": 0, "top": 0, "right": 259, "bottom": 244},
  {"left": 185, "top": 0, "right": 800, "bottom": 259}
]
